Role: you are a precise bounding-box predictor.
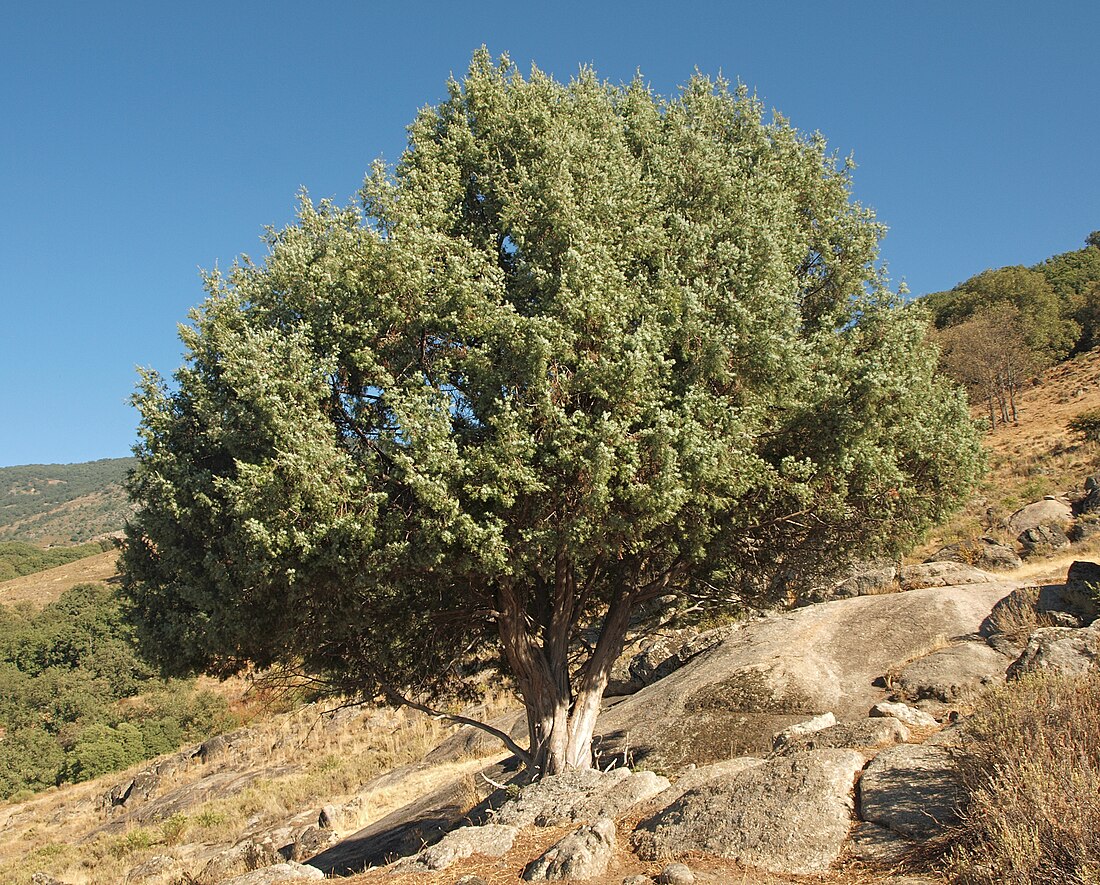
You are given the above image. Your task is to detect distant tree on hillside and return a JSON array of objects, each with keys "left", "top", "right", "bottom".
[
  {"left": 1087, "top": 231, "right": 1100, "bottom": 249},
  {"left": 1034, "top": 247, "right": 1100, "bottom": 352},
  {"left": 934, "top": 304, "right": 1035, "bottom": 428},
  {"left": 122, "top": 52, "right": 985, "bottom": 778},
  {"left": 924, "top": 266, "right": 1077, "bottom": 364}
]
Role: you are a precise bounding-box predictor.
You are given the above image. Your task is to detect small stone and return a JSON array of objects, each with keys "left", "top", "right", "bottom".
[
  {"left": 318, "top": 804, "right": 339, "bottom": 829},
  {"left": 216, "top": 862, "right": 325, "bottom": 884},
  {"left": 456, "top": 877, "right": 490, "bottom": 885},
  {"left": 622, "top": 877, "right": 653, "bottom": 885},
  {"left": 869, "top": 701, "right": 938, "bottom": 729},
  {"left": 524, "top": 818, "right": 616, "bottom": 881},
  {"left": 772, "top": 712, "right": 836, "bottom": 750},
  {"left": 657, "top": 862, "right": 695, "bottom": 884}
]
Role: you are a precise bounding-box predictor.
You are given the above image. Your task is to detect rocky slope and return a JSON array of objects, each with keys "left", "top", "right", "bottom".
[{"left": 9, "top": 552, "right": 1097, "bottom": 885}]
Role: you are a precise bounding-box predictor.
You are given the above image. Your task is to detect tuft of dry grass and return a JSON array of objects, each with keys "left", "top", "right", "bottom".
[
  {"left": 983, "top": 585, "right": 1058, "bottom": 640},
  {"left": 939, "top": 672, "right": 1100, "bottom": 884}
]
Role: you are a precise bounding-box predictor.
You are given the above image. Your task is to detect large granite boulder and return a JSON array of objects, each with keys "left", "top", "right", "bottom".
[
  {"left": 392, "top": 824, "right": 518, "bottom": 873},
  {"left": 1007, "top": 498, "right": 1073, "bottom": 536},
  {"left": 496, "top": 768, "right": 669, "bottom": 827},
  {"left": 893, "top": 641, "right": 1008, "bottom": 702},
  {"left": 1018, "top": 524, "right": 1071, "bottom": 556},
  {"left": 633, "top": 749, "right": 864, "bottom": 875},
  {"left": 1060, "top": 561, "right": 1100, "bottom": 624},
  {"left": 595, "top": 583, "right": 1012, "bottom": 769},
  {"left": 1007, "top": 624, "right": 1100, "bottom": 679}
]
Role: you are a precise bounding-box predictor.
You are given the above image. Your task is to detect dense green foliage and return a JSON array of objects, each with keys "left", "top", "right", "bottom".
[
  {"left": 0, "top": 540, "right": 113, "bottom": 582},
  {"left": 1035, "top": 246, "right": 1100, "bottom": 353},
  {"left": 924, "top": 236, "right": 1100, "bottom": 367},
  {"left": 123, "top": 52, "right": 983, "bottom": 774},
  {"left": 0, "top": 459, "right": 134, "bottom": 544},
  {"left": 923, "top": 266, "right": 1077, "bottom": 363},
  {"left": 0, "top": 584, "right": 233, "bottom": 799}
]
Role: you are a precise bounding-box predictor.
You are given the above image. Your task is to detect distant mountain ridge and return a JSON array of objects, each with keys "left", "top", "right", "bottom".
[{"left": 0, "top": 458, "right": 134, "bottom": 545}]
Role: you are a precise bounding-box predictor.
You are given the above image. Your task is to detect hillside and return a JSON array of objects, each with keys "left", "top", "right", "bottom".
[
  {"left": 1, "top": 349, "right": 1099, "bottom": 883},
  {"left": 0, "top": 549, "right": 120, "bottom": 608},
  {"left": 916, "top": 346, "right": 1100, "bottom": 557},
  {"left": 0, "top": 458, "right": 134, "bottom": 544}
]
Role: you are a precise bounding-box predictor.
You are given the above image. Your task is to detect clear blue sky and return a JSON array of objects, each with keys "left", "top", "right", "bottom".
[{"left": 1, "top": 1, "right": 1097, "bottom": 467}]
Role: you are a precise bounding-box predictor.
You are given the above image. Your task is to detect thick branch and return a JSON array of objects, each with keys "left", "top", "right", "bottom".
[{"left": 380, "top": 685, "right": 533, "bottom": 768}]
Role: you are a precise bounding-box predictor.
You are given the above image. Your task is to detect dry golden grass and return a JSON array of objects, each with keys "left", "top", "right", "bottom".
[
  {"left": 0, "top": 690, "right": 520, "bottom": 885},
  {"left": 0, "top": 549, "right": 119, "bottom": 609},
  {"left": 916, "top": 349, "right": 1100, "bottom": 559},
  {"left": 934, "top": 673, "right": 1100, "bottom": 884}
]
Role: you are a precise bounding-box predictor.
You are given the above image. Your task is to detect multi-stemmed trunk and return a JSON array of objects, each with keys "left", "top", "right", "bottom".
[{"left": 496, "top": 575, "right": 636, "bottom": 776}]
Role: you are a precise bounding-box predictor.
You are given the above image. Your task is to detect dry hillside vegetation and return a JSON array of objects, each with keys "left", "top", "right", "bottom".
[
  {"left": 918, "top": 347, "right": 1100, "bottom": 556},
  {"left": 0, "top": 696, "right": 492, "bottom": 885},
  {"left": 0, "top": 459, "right": 133, "bottom": 545},
  {"left": 0, "top": 549, "right": 119, "bottom": 608}
]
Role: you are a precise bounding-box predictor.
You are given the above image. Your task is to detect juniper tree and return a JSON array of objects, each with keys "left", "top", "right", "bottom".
[{"left": 122, "top": 51, "right": 983, "bottom": 776}]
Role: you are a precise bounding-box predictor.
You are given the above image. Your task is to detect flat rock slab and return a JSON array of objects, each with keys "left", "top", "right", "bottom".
[
  {"left": 496, "top": 768, "right": 669, "bottom": 827},
  {"left": 633, "top": 749, "right": 864, "bottom": 875},
  {"left": 895, "top": 641, "right": 1008, "bottom": 702},
  {"left": 858, "top": 744, "right": 961, "bottom": 839},
  {"left": 596, "top": 583, "right": 1012, "bottom": 769},
  {"left": 524, "top": 818, "right": 616, "bottom": 881},
  {"left": 778, "top": 717, "right": 909, "bottom": 754}
]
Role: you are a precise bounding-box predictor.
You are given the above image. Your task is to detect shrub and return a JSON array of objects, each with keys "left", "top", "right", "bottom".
[
  {"left": 1067, "top": 408, "right": 1100, "bottom": 444},
  {"left": 944, "top": 672, "right": 1100, "bottom": 883}
]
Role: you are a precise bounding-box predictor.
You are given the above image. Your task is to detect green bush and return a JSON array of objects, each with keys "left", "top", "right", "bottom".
[
  {"left": 1068, "top": 408, "right": 1100, "bottom": 444},
  {"left": 944, "top": 672, "right": 1100, "bottom": 883},
  {"left": 0, "top": 584, "right": 234, "bottom": 799}
]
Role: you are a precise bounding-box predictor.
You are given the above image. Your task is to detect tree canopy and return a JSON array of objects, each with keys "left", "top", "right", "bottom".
[
  {"left": 122, "top": 51, "right": 983, "bottom": 776},
  {"left": 923, "top": 265, "right": 1078, "bottom": 364}
]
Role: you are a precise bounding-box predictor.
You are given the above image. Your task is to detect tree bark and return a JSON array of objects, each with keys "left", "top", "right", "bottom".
[{"left": 495, "top": 574, "right": 638, "bottom": 777}]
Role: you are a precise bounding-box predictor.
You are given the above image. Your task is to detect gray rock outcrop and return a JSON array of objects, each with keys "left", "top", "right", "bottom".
[
  {"left": 772, "top": 713, "right": 837, "bottom": 751},
  {"left": 1061, "top": 561, "right": 1100, "bottom": 624},
  {"left": 633, "top": 749, "right": 864, "bottom": 874},
  {"left": 393, "top": 824, "right": 518, "bottom": 872},
  {"left": 1018, "top": 523, "right": 1071, "bottom": 556},
  {"left": 1007, "top": 624, "right": 1100, "bottom": 678},
  {"left": 1007, "top": 498, "right": 1073, "bottom": 535},
  {"left": 898, "top": 562, "right": 997, "bottom": 591},
  {"left": 596, "top": 583, "right": 1010, "bottom": 769},
  {"left": 496, "top": 768, "right": 669, "bottom": 828},
  {"left": 775, "top": 716, "right": 909, "bottom": 754},
  {"left": 217, "top": 862, "right": 325, "bottom": 884},
  {"left": 523, "top": 818, "right": 616, "bottom": 881},
  {"left": 893, "top": 642, "right": 1008, "bottom": 702},
  {"left": 869, "top": 701, "right": 939, "bottom": 729},
  {"left": 926, "top": 537, "right": 1022, "bottom": 571},
  {"left": 846, "top": 821, "right": 914, "bottom": 868}
]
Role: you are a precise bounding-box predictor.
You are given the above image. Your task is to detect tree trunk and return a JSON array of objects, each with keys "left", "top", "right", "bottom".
[{"left": 496, "top": 579, "right": 636, "bottom": 777}]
